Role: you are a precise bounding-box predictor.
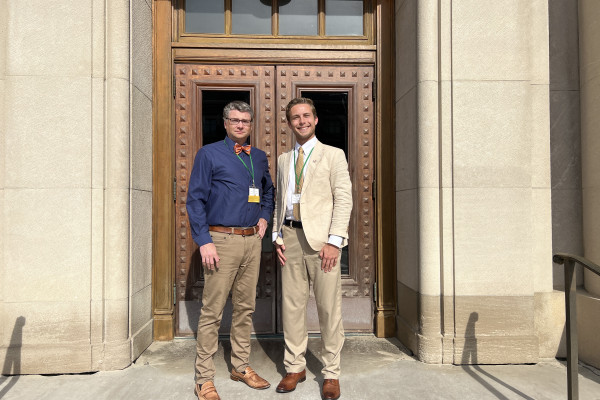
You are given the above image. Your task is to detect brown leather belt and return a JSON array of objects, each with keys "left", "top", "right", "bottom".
[{"left": 209, "top": 225, "right": 259, "bottom": 236}]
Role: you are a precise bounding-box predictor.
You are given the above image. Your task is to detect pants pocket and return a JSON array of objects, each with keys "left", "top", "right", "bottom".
[{"left": 210, "top": 232, "right": 231, "bottom": 242}]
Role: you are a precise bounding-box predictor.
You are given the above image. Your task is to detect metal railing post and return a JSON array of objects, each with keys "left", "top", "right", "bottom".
[
  {"left": 564, "top": 258, "right": 578, "bottom": 400},
  {"left": 554, "top": 253, "right": 600, "bottom": 400}
]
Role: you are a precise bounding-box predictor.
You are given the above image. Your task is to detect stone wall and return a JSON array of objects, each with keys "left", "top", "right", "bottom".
[
  {"left": 130, "top": 0, "right": 153, "bottom": 364},
  {"left": 395, "top": 0, "right": 562, "bottom": 364},
  {"left": 0, "top": 0, "right": 153, "bottom": 374},
  {"left": 578, "top": 0, "right": 600, "bottom": 369},
  {"left": 0, "top": 0, "right": 6, "bottom": 359},
  {"left": 549, "top": 0, "right": 584, "bottom": 291},
  {"left": 394, "top": 0, "right": 420, "bottom": 355}
]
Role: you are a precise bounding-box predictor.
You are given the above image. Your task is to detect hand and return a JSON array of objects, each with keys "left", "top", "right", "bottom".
[
  {"left": 319, "top": 243, "right": 340, "bottom": 273},
  {"left": 199, "top": 242, "right": 220, "bottom": 271},
  {"left": 257, "top": 218, "right": 267, "bottom": 239},
  {"left": 274, "top": 242, "right": 287, "bottom": 266}
]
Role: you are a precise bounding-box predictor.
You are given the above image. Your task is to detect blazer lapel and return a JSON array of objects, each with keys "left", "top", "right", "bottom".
[{"left": 281, "top": 151, "right": 292, "bottom": 192}]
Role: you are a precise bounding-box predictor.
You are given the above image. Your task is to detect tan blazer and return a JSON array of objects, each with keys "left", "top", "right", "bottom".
[{"left": 272, "top": 140, "right": 352, "bottom": 251}]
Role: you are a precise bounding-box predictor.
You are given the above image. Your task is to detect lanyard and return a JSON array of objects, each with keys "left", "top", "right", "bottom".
[
  {"left": 293, "top": 146, "right": 315, "bottom": 187},
  {"left": 224, "top": 138, "right": 255, "bottom": 185}
]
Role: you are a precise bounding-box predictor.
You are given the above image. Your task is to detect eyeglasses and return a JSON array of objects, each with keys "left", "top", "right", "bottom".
[{"left": 226, "top": 118, "right": 252, "bottom": 126}]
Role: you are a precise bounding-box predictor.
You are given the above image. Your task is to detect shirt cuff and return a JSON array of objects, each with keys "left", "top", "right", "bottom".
[
  {"left": 327, "top": 235, "right": 343, "bottom": 248},
  {"left": 272, "top": 232, "right": 281, "bottom": 243},
  {"left": 194, "top": 231, "right": 213, "bottom": 248}
]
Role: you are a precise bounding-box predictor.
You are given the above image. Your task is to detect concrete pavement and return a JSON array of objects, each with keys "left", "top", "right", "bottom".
[{"left": 1, "top": 335, "right": 600, "bottom": 399}]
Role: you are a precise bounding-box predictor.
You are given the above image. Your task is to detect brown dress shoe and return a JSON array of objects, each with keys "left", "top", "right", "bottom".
[
  {"left": 276, "top": 369, "right": 306, "bottom": 393},
  {"left": 195, "top": 381, "right": 220, "bottom": 400},
  {"left": 230, "top": 366, "right": 271, "bottom": 390},
  {"left": 322, "top": 379, "right": 341, "bottom": 400}
]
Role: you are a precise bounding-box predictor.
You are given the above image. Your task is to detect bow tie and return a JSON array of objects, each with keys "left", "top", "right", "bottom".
[{"left": 234, "top": 143, "right": 251, "bottom": 155}]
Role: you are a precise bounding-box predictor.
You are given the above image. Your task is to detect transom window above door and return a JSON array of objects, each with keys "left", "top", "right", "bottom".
[{"left": 179, "top": 0, "right": 373, "bottom": 43}]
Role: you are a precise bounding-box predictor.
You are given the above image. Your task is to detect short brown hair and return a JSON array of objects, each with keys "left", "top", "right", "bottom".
[{"left": 285, "top": 97, "right": 317, "bottom": 122}]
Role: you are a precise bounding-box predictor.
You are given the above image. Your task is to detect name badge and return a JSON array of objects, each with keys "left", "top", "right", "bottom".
[
  {"left": 248, "top": 187, "right": 260, "bottom": 203},
  {"left": 292, "top": 193, "right": 301, "bottom": 204}
]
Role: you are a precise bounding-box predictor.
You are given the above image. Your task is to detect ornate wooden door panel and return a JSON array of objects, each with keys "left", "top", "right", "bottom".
[
  {"left": 275, "top": 65, "right": 375, "bottom": 332},
  {"left": 174, "top": 63, "right": 375, "bottom": 336},
  {"left": 174, "top": 64, "right": 276, "bottom": 336}
]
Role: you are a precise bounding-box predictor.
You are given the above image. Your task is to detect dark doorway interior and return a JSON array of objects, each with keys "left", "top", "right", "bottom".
[
  {"left": 301, "top": 91, "right": 349, "bottom": 158},
  {"left": 201, "top": 90, "right": 251, "bottom": 145}
]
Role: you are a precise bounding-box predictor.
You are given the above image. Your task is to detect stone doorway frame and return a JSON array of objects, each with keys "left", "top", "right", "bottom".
[{"left": 151, "top": 0, "right": 396, "bottom": 340}]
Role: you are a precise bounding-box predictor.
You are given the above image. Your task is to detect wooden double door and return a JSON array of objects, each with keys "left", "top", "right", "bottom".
[{"left": 174, "top": 64, "right": 376, "bottom": 336}]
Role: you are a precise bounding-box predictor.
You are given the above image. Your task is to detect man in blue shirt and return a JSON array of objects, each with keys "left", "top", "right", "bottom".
[{"left": 187, "top": 101, "right": 274, "bottom": 400}]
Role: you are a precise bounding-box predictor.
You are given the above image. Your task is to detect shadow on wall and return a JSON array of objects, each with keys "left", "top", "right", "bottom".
[
  {"left": 460, "top": 312, "right": 535, "bottom": 400},
  {"left": 0, "top": 316, "right": 26, "bottom": 398}
]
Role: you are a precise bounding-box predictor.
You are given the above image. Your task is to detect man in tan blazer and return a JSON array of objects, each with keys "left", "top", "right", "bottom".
[{"left": 272, "top": 97, "right": 352, "bottom": 400}]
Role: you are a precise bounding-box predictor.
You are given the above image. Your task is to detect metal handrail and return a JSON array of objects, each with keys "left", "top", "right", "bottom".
[{"left": 552, "top": 253, "right": 600, "bottom": 400}]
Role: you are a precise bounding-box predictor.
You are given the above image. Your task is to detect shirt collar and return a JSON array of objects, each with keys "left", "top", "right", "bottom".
[
  {"left": 224, "top": 136, "right": 235, "bottom": 150},
  {"left": 294, "top": 136, "right": 317, "bottom": 154}
]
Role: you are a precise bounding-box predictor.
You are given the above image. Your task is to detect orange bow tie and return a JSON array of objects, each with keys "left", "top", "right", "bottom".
[{"left": 234, "top": 143, "right": 251, "bottom": 155}]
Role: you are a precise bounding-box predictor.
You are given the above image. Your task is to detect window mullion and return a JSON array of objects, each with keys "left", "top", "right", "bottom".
[
  {"left": 225, "top": 0, "right": 232, "bottom": 35},
  {"left": 273, "top": 0, "right": 279, "bottom": 36},
  {"left": 318, "top": 0, "right": 326, "bottom": 37}
]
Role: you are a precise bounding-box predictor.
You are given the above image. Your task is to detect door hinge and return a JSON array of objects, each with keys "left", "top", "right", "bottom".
[
  {"left": 173, "top": 177, "right": 177, "bottom": 203},
  {"left": 372, "top": 179, "right": 376, "bottom": 200},
  {"left": 173, "top": 283, "right": 177, "bottom": 305},
  {"left": 373, "top": 282, "right": 377, "bottom": 303},
  {"left": 173, "top": 71, "right": 177, "bottom": 98},
  {"left": 371, "top": 79, "right": 376, "bottom": 101}
]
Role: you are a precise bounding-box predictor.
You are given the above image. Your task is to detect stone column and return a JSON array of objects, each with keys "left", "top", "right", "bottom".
[
  {"left": 0, "top": 0, "right": 152, "bottom": 374},
  {"left": 578, "top": 0, "right": 600, "bottom": 369},
  {"left": 95, "top": 0, "right": 133, "bottom": 370},
  {"left": 396, "top": 0, "right": 557, "bottom": 364},
  {"left": 0, "top": 0, "right": 6, "bottom": 350},
  {"left": 1, "top": 0, "right": 95, "bottom": 374},
  {"left": 130, "top": 0, "right": 154, "bottom": 362}
]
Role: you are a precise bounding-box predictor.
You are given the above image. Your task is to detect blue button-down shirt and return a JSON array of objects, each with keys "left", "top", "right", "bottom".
[{"left": 186, "top": 136, "right": 274, "bottom": 247}]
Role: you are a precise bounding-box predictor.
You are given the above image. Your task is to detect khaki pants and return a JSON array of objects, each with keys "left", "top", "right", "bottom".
[
  {"left": 280, "top": 225, "right": 344, "bottom": 379},
  {"left": 194, "top": 232, "right": 262, "bottom": 384}
]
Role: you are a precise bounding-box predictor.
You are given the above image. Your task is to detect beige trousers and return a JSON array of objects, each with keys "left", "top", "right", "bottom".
[
  {"left": 280, "top": 225, "right": 344, "bottom": 379},
  {"left": 194, "top": 231, "right": 262, "bottom": 385}
]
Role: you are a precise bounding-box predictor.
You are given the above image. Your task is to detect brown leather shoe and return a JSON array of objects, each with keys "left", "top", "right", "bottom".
[
  {"left": 276, "top": 369, "right": 306, "bottom": 393},
  {"left": 195, "top": 381, "right": 220, "bottom": 400},
  {"left": 322, "top": 379, "right": 341, "bottom": 400},
  {"left": 230, "top": 366, "right": 271, "bottom": 390}
]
